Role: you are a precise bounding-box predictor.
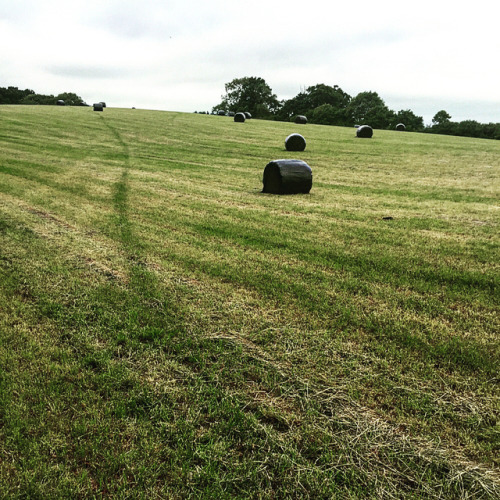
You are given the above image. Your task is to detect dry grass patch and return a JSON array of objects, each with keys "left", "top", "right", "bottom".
[{"left": 1, "top": 105, "right": 498, "bottom": 498}]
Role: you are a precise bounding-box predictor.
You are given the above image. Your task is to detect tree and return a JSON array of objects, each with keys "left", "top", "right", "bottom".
[
  {"left": 427, "top": 110, "right": 456, "bottom": 135},
  {"left": 213, "top": 77, "right": 280, "bottom": 119},
  {"left": 276, "top": 92, "right": 309, "bottom": 121},
  {"left": 276, "top": 84, "right": 351, "bottom": 125},
  {"left": 20, "top": 93, "right": 56, "bottom": 105},
  {"left": 346, "top": 91, "right": 394, "bottom": 129},
  {"left": 303, "top": 84, "right": 351, "bottom": 115},
  {"left": 393, "top": 109, "right": 424, "bottom": 131},
  {"left": 482, "top": 123, "right": 500, "bottom": 140},
  {"left": 432, "top": 110, "right": 451, "bottom": 125},
  {"left": 55, "top": 92, "right": 85, "bottom": 106},
  {"left": 0, "top": 87, "right": 87, "bottom": 106},
  {"left": 309, "top": 104, "right": 338, "bottom": 125},
  {"left": 456, "top": 120, "right": 484, "bottom": 138},
  {"left": 0, "top": 86, "right": 35, "bottom": 104}
]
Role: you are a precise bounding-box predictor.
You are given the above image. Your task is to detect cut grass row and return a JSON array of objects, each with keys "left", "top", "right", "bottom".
[{"left": 0, "top": 105, "right": 498, "bottom": 497}]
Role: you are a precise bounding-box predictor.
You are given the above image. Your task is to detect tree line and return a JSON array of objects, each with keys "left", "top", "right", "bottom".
[
  {"left": 0, "top": 86, "right": 87, "bottom": 106},
  {"left": 212, "top": 77, "right": 500, "bottom": 140},
  {"left": 3, "top": 82, "right": 498, "bottom": 140}
]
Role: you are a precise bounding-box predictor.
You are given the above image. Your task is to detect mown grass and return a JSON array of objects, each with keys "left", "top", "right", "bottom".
[{"left": 0, "top": 105, "right": 498, "bottom": 498}]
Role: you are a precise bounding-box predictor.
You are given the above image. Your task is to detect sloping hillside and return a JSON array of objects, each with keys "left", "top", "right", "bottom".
[{"left": 1, "top": 105, "right": 498, "bottom": 498}]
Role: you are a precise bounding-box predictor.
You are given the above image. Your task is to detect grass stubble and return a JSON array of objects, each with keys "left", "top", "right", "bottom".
[{"left": 0, "top": 105, "right": 498, "bottom": 498}]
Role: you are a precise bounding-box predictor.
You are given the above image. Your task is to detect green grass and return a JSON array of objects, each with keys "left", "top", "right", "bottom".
[{"left": 0, "top": 105, "right": 499, "bottom": 498}]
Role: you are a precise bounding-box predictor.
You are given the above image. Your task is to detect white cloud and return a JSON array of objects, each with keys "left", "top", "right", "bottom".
[{"left": 1, "top": 0, "right": 499, "bottom": 123}]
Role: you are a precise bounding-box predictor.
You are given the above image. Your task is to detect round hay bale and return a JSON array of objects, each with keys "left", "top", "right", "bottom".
[
  {"left": 285, "top": 133, "right": 306, "bottom": 152},
  {"left": 396, "top": 123, "right": 406, "bottom": 131},
  {"left": 234, "top": 112, "right": 246, "bottom": 123},
  {"left": 244, "top": 112, "right": 252, "bottom": 119},
  {"left": 356, "top": 125, "right": 373, "bottom": 138},
  {"left": 56, "top": 100, "right": 65, "bottom": 106},
  {"left": 228, "top": 111, "right": 235, "bottom": 116},
  {"left": 217, "top": 109, "right": 226, "bottom": 116},
  {"left": 93, "top": 103, "right": 104, "bottom": 112},
  {"left": 100, "top": 101, "right": 107, "bottom": 108},
  {"left": 262, "top": 159, "right": 312, "bottom": 194},
  {"left": 294, "top": 115, "right": 307, "bottom": 124}
]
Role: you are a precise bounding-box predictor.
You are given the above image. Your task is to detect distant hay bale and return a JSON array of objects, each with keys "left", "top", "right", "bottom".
[
  {"left": 93, "top": 103, "right": 104, "bottom": 112},
  {"left": 217, "top": 110, "right": 226, "bottom": 116},
  {"left": 295, "top": 115, "right": 307, "bottom": 124},
  {"left": 285, "top": 133, "right": 306, "bottom": 152},
  {"left": 356, "top": 125, "right": 373, "bottom": 138},
  {"left": 234, "top": 112, "right": 246, "bottom": 123},
  {"left": 228, "top": 111, "right": 235, "bottom": 116},
  {"left": 100, "top": 102, "right": 107, "bottom": 108},
  {"left": 244, "top": 112, "right": 252, "bottom": 119},
  {"left": 56, "top": 100, "right": 65, "bottom": 106},
  {"left": 396, "top": 123, "right": 406, "bottom": 131},
  {"left": 262, "top": 159, "right": 312, "bottom": 194}
]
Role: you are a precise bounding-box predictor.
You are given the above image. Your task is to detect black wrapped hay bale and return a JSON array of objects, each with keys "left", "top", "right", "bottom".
[
  {"left": 295, "top": 115, "right": 307, "bottom": 124},
  {"left": 396, "top": 123, "right": 406, "bottom": 131},
  {"left": 262, "top": 159, "right": 312, "bottom": 194},
  {"left": 93, "top": 103, "right": 104, "bottom": 112},
  {"left": 56, "top": 100, "right": 65, "bottom": 106},
  {"left": 285, "top": 133, "right": 306, "bottom": 151},
  {"left": 244, "top": 112, "right": 252, "bottom": 119},
  {"left": 356, "top": 125, "right": 373, "bottom": 138},
  {"left": 217, "top": 109, "right": 226, "bottom": 116},
  {"left": 100, "top": 101, "right": 107, "bottom": 108},
  {"left": 234, "top": 112, "right": 246, "bottom": 123}
]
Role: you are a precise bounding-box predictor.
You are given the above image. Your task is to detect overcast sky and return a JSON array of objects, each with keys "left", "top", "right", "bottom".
[{"left": 1, "top": 0, "right": 499, "bottom": 124}]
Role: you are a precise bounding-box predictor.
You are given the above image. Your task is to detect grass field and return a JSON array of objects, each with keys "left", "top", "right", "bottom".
[{"left": 0, "top": 105, "right": 498, "bottom": 498}]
